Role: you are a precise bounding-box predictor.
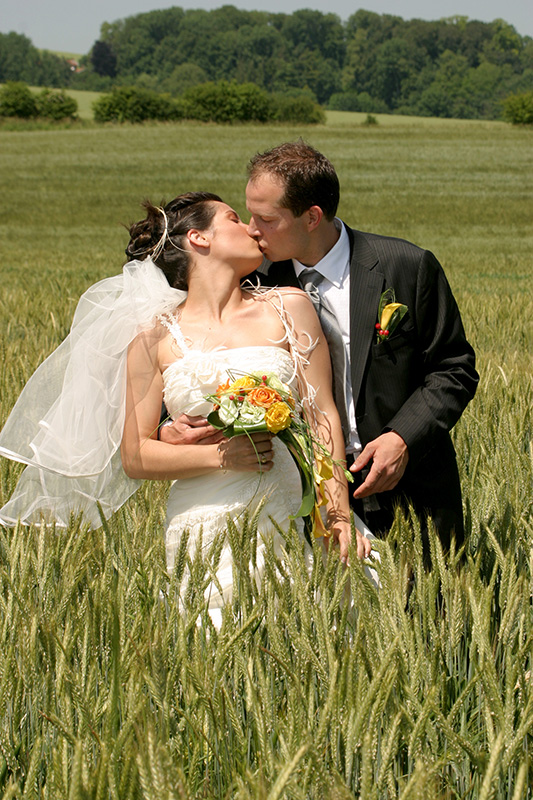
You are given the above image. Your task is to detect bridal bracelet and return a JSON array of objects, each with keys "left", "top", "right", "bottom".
[{"left": 217, "top": 444, "right": 227, "bottom": 474}]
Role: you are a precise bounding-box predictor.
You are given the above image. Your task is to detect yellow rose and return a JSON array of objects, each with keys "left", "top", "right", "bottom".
[
  {"left": 265, "top": 401, "right": 292, "bottom": 433},
  {"left": 230, "top": 376, "right": 256, "bottom": 391}
]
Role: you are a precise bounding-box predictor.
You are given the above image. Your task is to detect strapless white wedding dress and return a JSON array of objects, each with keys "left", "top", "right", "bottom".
[{"left": 160, "top": 314, "right": 309, "bottom": 620}]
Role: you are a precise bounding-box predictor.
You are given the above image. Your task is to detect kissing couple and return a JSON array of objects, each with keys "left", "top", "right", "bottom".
[{"left": 0, "top": 141, "right": 477, "bottom": 619}]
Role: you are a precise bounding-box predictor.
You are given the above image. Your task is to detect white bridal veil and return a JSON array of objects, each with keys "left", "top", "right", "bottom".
[{"left": 0, "top": 259, "right": 185, "bottom": 527}]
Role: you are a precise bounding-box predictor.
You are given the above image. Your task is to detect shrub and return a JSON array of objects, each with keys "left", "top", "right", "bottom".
[
  {"left": 92, "top": 86, "right": 183, "bottom": 123},
  {"left": 92, "top": 80, "right": 324, "bottom": 125},
  {"left": 183, "top": 81, "right": 271, "bottom": 123},
  {"left": 35, "top": 88, "right": 78, "bottom": 120},
  {"left": 271, "top": 93, "right": 325, "bottom": 124},
  {"left": 328, "top": 91, "right": 361, "bottom": 112},
  {"left": 0, "top": 81, "right": 37, "bottom": 117},
  {"left": 502, "top": 91, "right": 533, "bottom": 125}
]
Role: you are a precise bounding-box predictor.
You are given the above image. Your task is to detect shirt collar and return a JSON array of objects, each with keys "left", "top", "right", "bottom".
[{"left": 293, "top": 219, "right": 349, "bottom": 288}]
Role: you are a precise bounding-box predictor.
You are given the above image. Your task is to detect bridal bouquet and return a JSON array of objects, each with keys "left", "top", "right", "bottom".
[{"left": 204, "top": 371, "right": 350, "bottom": 538}]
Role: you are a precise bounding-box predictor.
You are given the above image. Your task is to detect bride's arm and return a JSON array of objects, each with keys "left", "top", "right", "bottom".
[
  {"left": 120, "top": 330, "right": 273, "bottom": 480},
  {"left": 281, "top": 290, "right": 371, "bottom": 561}
]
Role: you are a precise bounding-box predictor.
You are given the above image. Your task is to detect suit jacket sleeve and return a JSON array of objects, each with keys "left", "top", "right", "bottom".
[{"left": 383, "top": 248, "right": 478, "bottom": 463}]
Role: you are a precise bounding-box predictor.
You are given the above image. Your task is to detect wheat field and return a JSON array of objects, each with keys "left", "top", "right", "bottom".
[{"left": 0, "top": 115, "right": 532, "bottom": 798}]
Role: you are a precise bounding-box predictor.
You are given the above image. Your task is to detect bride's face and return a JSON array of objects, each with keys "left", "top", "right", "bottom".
[{"left": 206, "top": 203, "right": 263, "bottom": 272}]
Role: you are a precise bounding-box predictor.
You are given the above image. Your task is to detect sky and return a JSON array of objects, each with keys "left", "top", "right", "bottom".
[{"left": 2, "top": 0, "right": 532, "bottom": 55}]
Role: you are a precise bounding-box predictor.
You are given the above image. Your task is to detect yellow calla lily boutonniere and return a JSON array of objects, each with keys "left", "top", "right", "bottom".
[{"left": 376, "top": 288, "right": 408, "bottom": 343}]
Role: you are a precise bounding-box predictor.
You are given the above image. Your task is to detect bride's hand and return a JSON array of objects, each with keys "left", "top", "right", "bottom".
[
  {"left": 330, "top": 519, "right": 372, "bottom": 563},
  {"left": 217, "top": 432, "right": 274, "bottom": 472}
]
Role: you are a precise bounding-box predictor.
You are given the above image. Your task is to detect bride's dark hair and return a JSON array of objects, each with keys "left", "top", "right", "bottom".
[{"left": 125, "top": 192, "right": 223, "bottom": 290}]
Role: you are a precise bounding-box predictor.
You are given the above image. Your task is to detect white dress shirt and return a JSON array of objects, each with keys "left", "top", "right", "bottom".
[{"left": 293, "top": 220, "right": 361, "bottom": 454}]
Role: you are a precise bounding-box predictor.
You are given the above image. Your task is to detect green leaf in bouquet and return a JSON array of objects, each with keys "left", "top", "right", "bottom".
[
  {"left": 278, "top": 428, "right": 316, "bottom": 519},
  {"left": 207, "top": 410, "right": 229, "bottom": 430},
  {"left": 232, "top": 419, "right": 269, "bottom": 436}
]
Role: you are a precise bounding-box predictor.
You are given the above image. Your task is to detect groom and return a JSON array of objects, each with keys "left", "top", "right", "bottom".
[
  {"left": 164, "top": 141, "right": 478, "bottom": 560},
  {"left": 244, "top": 140, "right": 478, "bottom": 560}
]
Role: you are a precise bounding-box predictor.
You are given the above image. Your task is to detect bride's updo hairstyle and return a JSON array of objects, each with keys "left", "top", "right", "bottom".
[{"left": 125, "top": 192, "right": 223, "bottom": 290}]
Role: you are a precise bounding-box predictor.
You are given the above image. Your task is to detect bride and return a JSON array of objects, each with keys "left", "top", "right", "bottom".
[{"left": 0, "top": 191, "right": 372, "bottom": 618}]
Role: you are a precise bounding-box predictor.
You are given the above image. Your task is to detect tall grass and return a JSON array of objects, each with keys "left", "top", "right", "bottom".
[{"left": 0, "top": 116, "right": 532, "bottom": 797}]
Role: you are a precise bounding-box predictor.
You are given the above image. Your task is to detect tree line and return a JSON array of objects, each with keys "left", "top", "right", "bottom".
[{"left": 1, "top": 6, "right": 532, "bottom": 120}]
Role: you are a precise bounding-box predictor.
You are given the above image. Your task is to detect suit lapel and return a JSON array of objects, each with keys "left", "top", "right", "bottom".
[{"left": 347, "top": 228, "right": 384, "bottom": 404}]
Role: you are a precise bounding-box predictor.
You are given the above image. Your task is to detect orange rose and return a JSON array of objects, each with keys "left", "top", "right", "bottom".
[
  {"left": 265, "top": 401, "right": 291, "bottom": 433},
  {"left": 248, "top": 386, "right": 281, "bottom": 409}
]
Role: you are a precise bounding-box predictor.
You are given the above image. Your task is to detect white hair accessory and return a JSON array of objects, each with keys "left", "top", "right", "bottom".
[
  {"left": 149, "top": 206, "right": 189, "bottom": 259},
  {"left": 150, "top": 206, "right": 169, "bottom": 261}
]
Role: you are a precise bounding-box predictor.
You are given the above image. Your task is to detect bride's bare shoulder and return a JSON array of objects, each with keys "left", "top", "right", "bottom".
[
  {"left": 248, "top": 285, "right": 310, "bottom": 307},
  {"left": 275, "top": 287, "right": 318, "bottom": 320},
  {"left": 248, "top": 287, "right": 321, "bottom": 344},
  {"left": 130, "top": 317, "right": 168, "bottom": 346},
  {"left": 276, "top": 286, "right": 308, "bottom": 300},
  {"left": 128, "top": 316, "right": 178, "bottom": 366}
]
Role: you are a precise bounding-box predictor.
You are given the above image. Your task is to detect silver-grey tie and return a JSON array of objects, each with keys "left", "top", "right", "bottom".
[{"left": 300, "top": 269, "right": 349, "bottom": 444}]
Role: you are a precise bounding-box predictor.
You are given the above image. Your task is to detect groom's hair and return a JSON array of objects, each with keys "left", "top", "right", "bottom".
[
  {"left": 126, "top": 192, "right": 222, "bottom": 290},
  {"left": 247, "top": 139, "right": 339, "bottom": 221}
]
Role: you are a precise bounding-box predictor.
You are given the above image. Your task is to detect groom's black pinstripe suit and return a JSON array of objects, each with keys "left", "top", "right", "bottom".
[{"left": 253, "top": 224, "right": 479, "bottom": 552}]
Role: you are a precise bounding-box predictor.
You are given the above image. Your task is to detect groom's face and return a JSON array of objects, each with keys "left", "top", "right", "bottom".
[{"left": 246, "top": 174, "right": 311, "bottom": 263}]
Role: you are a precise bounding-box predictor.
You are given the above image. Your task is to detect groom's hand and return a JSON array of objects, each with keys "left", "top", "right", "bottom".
[
  {"left": 159, "top": 414, "right": 224, "bottom": 446},
  {"left": 350, "top": 431, "right": 408, "bottom": 499}
]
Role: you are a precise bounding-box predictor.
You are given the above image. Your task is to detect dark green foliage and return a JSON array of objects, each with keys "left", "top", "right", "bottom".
[
  {"left": 35, "top": 88, "right": 78, "bottom": 120},
  {"left": 270, "top": 93, "right": 326, "bottom": 124},
  {"left": 90, "top": 39, "right": 117, "bottom": 78},
  {"left": 502, "top": 90, "right": 533, "bottom": 123},
  {"left": 92, "top": 80, "right": 325, "bottom": 124},
  {"left": 328, "top": 91, "right": 389, "bottom": 113},
  {"left": 2, "top": 10, "right": 533, "bottom": 120},
  {"left": 92, "top": 85, "right": 183, "bottom": 123},
  {"left": 161, "top": 62, "right": 208, "bottom": 96},
  {"left": 0, "top": 32, "right": 71, "bottom": 87},
  {"left": 0, "top": 81, "right": 37, "bottom": 117},
  {"left": 0, "top": 82, "right": 77, "bottom": 120},
  {"left": 95, "top": 9, "right": 532, "bottom": 119},
  {"left": 182, "top": 80, "right": 271, "bottom": 123}
]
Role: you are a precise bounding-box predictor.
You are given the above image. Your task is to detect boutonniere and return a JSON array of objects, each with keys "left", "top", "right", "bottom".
[{"left": 375, "top": 288, "right": 408, "bottom": 343}]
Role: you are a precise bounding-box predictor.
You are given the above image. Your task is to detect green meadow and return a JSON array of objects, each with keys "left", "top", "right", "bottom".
[{"left": 0, "top": 113, "right": 532, "bottom": 798}]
